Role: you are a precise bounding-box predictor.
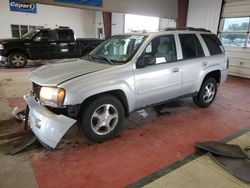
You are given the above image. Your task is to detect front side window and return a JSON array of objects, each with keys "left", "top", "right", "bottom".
[
  {"left": 90, "top": 35, "right": 147, "bottom": 63},
  {"left": 219, "top": 17, "right": 250, "bottom": 47},
  {"left": 33, "top": 30, "right": 57, "bottom": 41},
  {"left": 179, "top": 34, "right": 204, "bottom": 59},
  {"left": 21, "top": 30, "right": 39, "bottom": 39},
  {"left": 143, "top": 35, "right": 177, "bottom": 64}
]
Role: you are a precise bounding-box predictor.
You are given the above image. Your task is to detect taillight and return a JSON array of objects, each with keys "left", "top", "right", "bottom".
[{"left": 227, "top": 58, "right": 229, "bottom": 69}]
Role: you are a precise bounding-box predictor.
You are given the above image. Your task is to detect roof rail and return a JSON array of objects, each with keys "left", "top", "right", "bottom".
[{"left": 160, "top": 27, "right": 211, "bottom": 32}]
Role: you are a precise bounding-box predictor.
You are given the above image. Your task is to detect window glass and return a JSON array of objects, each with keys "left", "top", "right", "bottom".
[
  {"left": 201, "top": 34, "right": 224, "bottom": 55},
  {"left": 11, "top": 25, "right": 20, "bottom": 38},
  {"left": 219, "top": 33, "right": 247, "bottom": 47},
  {"left": 221, "top": 17, "right": 249, "bottom": 32},
  {"left": 90, "top": 35, "right": 147, "bottom": 63},
  {"left": 36, "top": 26, "right": 44, "bottom": 29},
  {"left": 29, "top": 26, "right": 36, "bottom": 32},
  {"left": 248, "top": 35, "right": 250, "bottom": 47},
  {"left": 11, "top": 24, "right": 45, "bottom": 38},
  {"left": 144, "top": 35, "right": 177, "bottom": 64},
  {"left": 219, "top": 17, "right": 250, "bottom": 47},
  {"left": 179, "top": 34, "right": 204, "bottom": 59},
  {"left": 20, "top": 25, "right": 28, "bottom": 36},
  {"left": 34, "top": 30, "right": 57, "bottom": 41},
  {"left": 57, "top": 30, "right": 74, "bottom": 41}
]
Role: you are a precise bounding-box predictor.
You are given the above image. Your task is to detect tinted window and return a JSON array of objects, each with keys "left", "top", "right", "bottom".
[
  {"left": 34, "top": 30, "right": 57, "bottom": 41},
  {"left": 179, "top": 34, "right": 204, "bottom": 59},
  {"left": 144, "top": 35, "right": 177, "bottom": 64},
  {"left": 57, "top": 30, "right": 74, "bottom": 42},
  {"left": 201, "top": 34, "right": 224, "bottom": 55}
]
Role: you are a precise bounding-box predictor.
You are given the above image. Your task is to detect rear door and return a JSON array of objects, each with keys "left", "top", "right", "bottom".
[
  {"left": 177, "top": 33, "right": 207, "bottom": 95},
  {"left": 134, "top": 35, "right": 183, "bottom": 108},
  {"left": 56, "top": 29, "right": 76, "bottom": 58}
]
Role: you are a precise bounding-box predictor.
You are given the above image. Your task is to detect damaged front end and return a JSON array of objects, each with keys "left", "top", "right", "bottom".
[{"left": 23, "top": 92, "right": 76, "bottom": 149}]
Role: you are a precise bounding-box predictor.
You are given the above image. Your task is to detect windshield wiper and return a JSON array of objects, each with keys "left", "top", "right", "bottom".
[
  {"left": 91, "top": 55, "right": 113, "bottom": 65},
  {"left": 88, "top": 54, "right": 93, "bottom": 61}
]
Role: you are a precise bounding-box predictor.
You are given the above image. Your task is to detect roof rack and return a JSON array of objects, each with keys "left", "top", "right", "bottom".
[{"left": 160, "top": 27, "right": 211, "bottom": 32}]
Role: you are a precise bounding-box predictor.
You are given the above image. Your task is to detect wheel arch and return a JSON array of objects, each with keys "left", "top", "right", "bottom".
[
  {"left": 79, "top": 89, "right": 130, "bottom": 117},
  {"left": 6, "top": 48, "right": 30, "bottom": 59}
]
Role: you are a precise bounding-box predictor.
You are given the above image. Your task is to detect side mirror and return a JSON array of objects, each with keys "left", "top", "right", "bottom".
[{"left": 137, "top": 54, "right": 156, "bottom": 68}]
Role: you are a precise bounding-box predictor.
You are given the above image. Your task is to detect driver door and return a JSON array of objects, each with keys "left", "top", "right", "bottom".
[
  {"left": 134, "top": 35, "right": 182, "bottom": 108},
  {"left": 28, "top": 30, "right": 57, "bottom": 59}
]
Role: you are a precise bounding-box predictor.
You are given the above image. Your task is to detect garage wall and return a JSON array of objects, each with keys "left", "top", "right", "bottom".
[
  {"left": 111, "top": 12, "right": 124, "bottom": 35},
  {"left": 0, "top": 0, "right": 96, "bottom": 38},
  {"left": 30, "top": 0, "right": 178, "bottom": 19},
  {"left": 103, "top": 0, "right": 177, "bottom": 19},
  {"left": 186, "top": 0, "right": 223, "bottom": 33},
  {"left": 221, "top": 0, "right": 250, "bottom": 78},
  {"left": 222, "top": 0, "right": 250, "bottom": 17}
]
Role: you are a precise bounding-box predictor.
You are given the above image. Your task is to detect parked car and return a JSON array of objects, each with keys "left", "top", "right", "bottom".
[
  {"left": 0, "top": 28, "right": 104, "bottom": 68},
  {"left": 23, "top": 27, "right": 228, "bottom": 149}
]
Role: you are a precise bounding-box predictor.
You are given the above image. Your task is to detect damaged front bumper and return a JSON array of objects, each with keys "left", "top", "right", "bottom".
[{"left": 23, "top": 92, "right": 77, "bottom": 149}]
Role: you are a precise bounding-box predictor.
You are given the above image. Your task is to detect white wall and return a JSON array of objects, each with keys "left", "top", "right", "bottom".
[
  {"left": 159, "top": 18, "right": 176, "bottom": 29},
  {"left": 186, "top": 0, "right": 223, "bottom": 34},
  {"left": 111, "top": 13, "right": 176, "bottom": 35},
  {"left": 111, "top": 12, "right": 124, "bottom": 35},
  {"left": 33, "top": 0, "right": 178, "bottom": 19},
  {"left": 0, "top": 0, "right": 96, "bottom": 38}
]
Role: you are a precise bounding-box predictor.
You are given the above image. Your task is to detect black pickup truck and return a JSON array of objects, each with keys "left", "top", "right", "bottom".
[{"left": 0, "top": 28, "right": 104, "bottom": 68}]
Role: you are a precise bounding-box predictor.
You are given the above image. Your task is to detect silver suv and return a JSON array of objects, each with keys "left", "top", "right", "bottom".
[{"left": 24, "top": 28, "right": 228, "bottom": 149}]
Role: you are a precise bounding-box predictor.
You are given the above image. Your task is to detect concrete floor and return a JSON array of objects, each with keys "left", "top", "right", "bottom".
[{"left": 0, "top": 65, "right": 250, "bottom": 188}]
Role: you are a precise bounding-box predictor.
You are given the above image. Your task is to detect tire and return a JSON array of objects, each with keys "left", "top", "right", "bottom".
[
  {"left": 192, "top": 78, "right": 217, "bottom": 108},
  {"left": 8, "top": 52, "right": 27, "bottom": 68},
  {"left": 79, "top": 95, "right": 124, "bottom": 143}
]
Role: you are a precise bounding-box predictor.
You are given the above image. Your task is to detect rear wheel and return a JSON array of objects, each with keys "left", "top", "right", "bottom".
[
  {"left": 193, "top": 78, "right": 217, "bottom": 108},
  {"left": 79, "top": 95, "right": 124, "bottom": 143},
  {"left": 8, "top": 52, "right": 27, "bottom": 68}
]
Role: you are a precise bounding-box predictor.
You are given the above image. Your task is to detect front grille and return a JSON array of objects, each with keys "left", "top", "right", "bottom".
[{"left": 32, "top": 82, "right": 41, "bottom": 100}]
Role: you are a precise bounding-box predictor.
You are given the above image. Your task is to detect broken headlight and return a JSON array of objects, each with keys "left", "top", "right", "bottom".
[{"left": 40, "top": 87, "right": 65, "bottom": 107}]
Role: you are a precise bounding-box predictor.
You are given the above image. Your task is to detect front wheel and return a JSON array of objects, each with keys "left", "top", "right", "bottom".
[
  {"left": 193, "top": 78, "right": 217, "bottom": 108},
  {"left": 8, "top": 52, "right": 27, "bottom": 68},
  {"left": 79, "top": 95, "right": 124, "bottom": 143}
]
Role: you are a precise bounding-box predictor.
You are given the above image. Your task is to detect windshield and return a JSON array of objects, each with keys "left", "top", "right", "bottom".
[
  {"left": 21, "top": 30, "right": 39, "bottom": 39},
  {"left": 89, "top": 35, "right": 147, "bottom": 63}
]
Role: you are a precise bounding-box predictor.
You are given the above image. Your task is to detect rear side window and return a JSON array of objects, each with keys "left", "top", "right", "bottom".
[
  {"left": 201, "top": 34, "right": 224, "bottom": 55},
  {"left": 179, "top": 34, "right": 204, "bottom": 59},
  {"left": 57, "top": 30, "right": 74, "bottom": 42}
]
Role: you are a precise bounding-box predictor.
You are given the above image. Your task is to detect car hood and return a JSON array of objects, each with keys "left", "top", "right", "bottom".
[
  {"left": 0, "top": 38, "right": 28, "bottom": 44},
  {"left": 29, "top": 59, "right": 112, "bottom": 86}
]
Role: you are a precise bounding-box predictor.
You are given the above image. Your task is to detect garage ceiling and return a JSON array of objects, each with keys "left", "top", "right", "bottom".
[{"left": 28, "top": 0, "right": 178, "bottom": 19}]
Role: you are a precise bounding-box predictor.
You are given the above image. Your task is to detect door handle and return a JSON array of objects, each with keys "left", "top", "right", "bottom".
[
  {"left": 50, "top": 42, "right": 56, "bottom": 45},
  {"left": 202, "top": 62, "right": 208, "bottom": 67},
  {"left": 172, "top": 67, "right": 180, "bottom": 73}
]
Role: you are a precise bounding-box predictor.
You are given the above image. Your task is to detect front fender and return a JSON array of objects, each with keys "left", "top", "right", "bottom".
[{"left": 62, "top": 79, "right": 136, "bottom": 113}]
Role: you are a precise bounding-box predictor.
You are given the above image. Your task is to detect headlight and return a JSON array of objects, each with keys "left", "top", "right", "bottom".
[
  {"left": 0, "top": 44, "right": 4, "bottom": 50},
  {"left": 40, "top": 87, "right": 65, "bottom": 107}
]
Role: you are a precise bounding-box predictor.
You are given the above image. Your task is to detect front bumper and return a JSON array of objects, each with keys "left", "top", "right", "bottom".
[{"left": 24, "top": 93, "right": 77, "bottom": 149}]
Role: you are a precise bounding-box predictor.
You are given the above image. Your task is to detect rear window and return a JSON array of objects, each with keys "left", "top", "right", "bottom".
[
  {"left": 201, "top": 34, "right": 224, "bottom": 55},
  {"left": 179, "top": 34, "right": 204, "bottom": 59}
]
